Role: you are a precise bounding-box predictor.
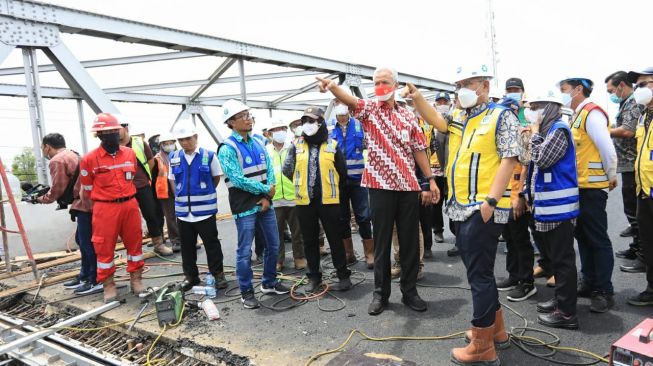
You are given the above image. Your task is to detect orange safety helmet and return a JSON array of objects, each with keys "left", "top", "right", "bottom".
[{"left": 90, "top": 113, "right": 122, "bottom": 132}]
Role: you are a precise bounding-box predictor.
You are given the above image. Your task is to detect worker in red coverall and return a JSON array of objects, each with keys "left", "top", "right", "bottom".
[{"left": 79, "top": 112, "right": 145, "bottom": 302}]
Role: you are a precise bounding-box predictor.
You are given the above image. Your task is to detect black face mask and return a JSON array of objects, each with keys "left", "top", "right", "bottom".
[{"left": 99, "top": 132, "right": 120, "bottom": 154}]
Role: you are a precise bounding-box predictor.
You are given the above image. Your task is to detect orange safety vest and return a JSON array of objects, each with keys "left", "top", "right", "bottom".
[{"left": 154, "top": 155, "right": 169, "bottom": 199}]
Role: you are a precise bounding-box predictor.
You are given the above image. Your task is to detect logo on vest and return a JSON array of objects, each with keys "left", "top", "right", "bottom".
[
  {"left": 260, "top": 153, "right": 265, "bottom": 162},
  {"left": 200, "top": 182, "right": 207, "bottom": 189},
  {"left": 245, "top": 156, "right": 253, "bottom": 164}
]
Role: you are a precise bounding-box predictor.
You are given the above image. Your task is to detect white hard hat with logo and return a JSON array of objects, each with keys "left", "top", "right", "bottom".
[
  {"left": 221, "top": 99, "right": 249, "bottom": 124},
  {"left": 172, "top": 121, "right": 197, "bottom": 139},
  {"left": 158, "top": 132, "right": 176, "bottom": 143},
  {"left": 529, "top": 89, "right": 564, "bottom": 105},
  {"left": 454, "top": 64, "right": 494, "bottom": 83},
  {"left": 268, "top": 118, "right": 288, "bottom": 131}
]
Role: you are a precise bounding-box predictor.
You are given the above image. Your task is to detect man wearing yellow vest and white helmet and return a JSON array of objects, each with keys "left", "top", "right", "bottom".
[
  {"left": 152, "top": 133, "right": 182, "bottom": 252},
  {"left": 626, "top": 67, "right": 653, "bottom": 307},
  {"left": 266, "top": 118, "right": 306, "bottom": 272},
  {"left": 407, "top": 64, "right": 520, "bottom": 366},
  {"left": 558, "top": 77, "right": 618, "bottom": 314}
]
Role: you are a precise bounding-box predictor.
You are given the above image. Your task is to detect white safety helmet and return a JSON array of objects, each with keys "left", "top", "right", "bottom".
[
  {"left": 334, "top": 104, "right": 349, "bottom": 116},
  {"left": 158, "top": 132, "right": 176, "bottom": 144},
  {"left": 529, "top": 89, "right": 564, "bottom": 105},
  {"left": 172, "top": 121, "right": 197, "bottom": 139},
  {"left": 454, "top": 64, "right": 494, "bottom": 83},
  {"left": 268, "top": 118, "right": 288, "bottom": 131},
  {"left": 221, "top": 99, "right": 249, "bottom": 124}
]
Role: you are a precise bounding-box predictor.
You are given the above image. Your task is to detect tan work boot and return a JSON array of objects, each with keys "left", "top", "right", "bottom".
[
  {"left": 319, "top": 238, "right": 327, "bottom": 256},
  {"left": 129, "top": 269, "right": 145, "bottom": 295},
  {"left": 547, "top": 276, "right": 556, "bottom": 287},
  {"left": 465, "top": 308, "right": 510, "bottom": 350},
  {"left": 294, "top": 258, "right": 307, "bottom": 270},
  {"left": 452, "top": 324, "right": 500, "bottom": 366},
  {"left": 533, "top": 265, "right": 546, "bottom": 278},
  {"left": 342, "top": 237, "right": 357, "bottom": 264},
  {"left": 152, "top": 236, "right": 173, "bottom": 256},
  {"left": 362, "top": 238, "right": 374, "bottom": 269},
  {"left": 390, "top": 262, "right": 401, "bottom": 279},
  {"left": 103, "top": 275, "right": 117, "bottom": 303}
]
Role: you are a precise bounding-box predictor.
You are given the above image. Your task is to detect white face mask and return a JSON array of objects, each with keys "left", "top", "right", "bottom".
[
  {"left": 634, "top": 86, "right": 653, "bottom": 106},
  {"left": 376, "top": 91, "right": 393, "bottom": 102},
  {"left": 161, "top": 143, "right": 175, "bottom": 153},
  {"left": 436, "top": 105, "right": 450, "bottom": 114},
  {"left": 458, "top": 86, "right": 480, "bottom": 108},
  {"left": 302, "top": 123, "right": 319, "bottom": 136},
  {"left": 524, "top": 108, "right": 542, "bottom": 124},
  {"left": 293, "top": 125, "right": 303, "bottom": 137},
  {"left": 272, "top": 130, "right": 287, "bottom": 144}
]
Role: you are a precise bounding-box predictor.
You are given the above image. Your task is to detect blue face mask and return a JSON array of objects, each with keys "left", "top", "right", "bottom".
[
  {"left": 505, "top": 92, "right": 522, "bottom": 102},
  {"left": 609, "top": 93, "right": 622, "bottom": 104},
  {"left": 561, "top": 93, "right": 572, "bottom": 107}
]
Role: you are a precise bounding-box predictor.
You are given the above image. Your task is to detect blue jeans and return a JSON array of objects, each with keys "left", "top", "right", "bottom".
[
  {"left": 235, "top": 209, "right": 280, "bottom": 293},
  {"left": 340, "top": 183, "right": 371, "bottom": 239},
  {"left": 75, "top": 211, "right": 97, "bottom": 284}
]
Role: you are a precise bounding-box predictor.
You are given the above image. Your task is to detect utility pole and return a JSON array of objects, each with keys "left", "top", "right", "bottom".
[{"left": 488, "top": 0, "right": 499, "bottom": 89}]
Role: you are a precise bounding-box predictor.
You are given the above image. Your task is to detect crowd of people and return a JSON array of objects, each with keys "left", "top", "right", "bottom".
[{"left": 34, "top": 63, "right": 653, "bottom": 366}]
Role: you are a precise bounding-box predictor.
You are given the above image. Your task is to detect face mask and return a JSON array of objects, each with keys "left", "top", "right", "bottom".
[
  {"left": 505, "top": 92, "right": 522, "bottom": 102},
  {"left": 609, "top": 93, "right": 622, "bottom": 104},
  {"left": 524, "top": 108, "right": 542, "bottom": 124},
  {"left": 293, "top": 125, "right": 303, "bottom": 137},
  {"left": 375, "top": 84, "right": 394, "bottom": 102},
  {"left": 458, "top": 86, "right": 480, "bottom": 108},
  {"left": 561, "top": 93, "right": 572, "bottom": 107},
  {"left": 302, "top": 123, "right": 320, "bottom": 136},
  {"left": 634, "top": 86, "right": 653, "bottom": 106},
  {"left": 272, "top": 130, "right": 287, "bottom": 144},
  {"left": 42, "top": 147, "right": 51, "bottom": 160},
  {"left": 161, "top": 143, "right": 175, "bottom": 153},
  {"left": 99, "top": 132, "right": 120, "bottom": 154},
  {"left": 436, "top": 105, "right": 450, "bottom": 114}
]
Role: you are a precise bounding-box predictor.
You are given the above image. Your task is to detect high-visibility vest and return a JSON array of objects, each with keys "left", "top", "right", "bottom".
[
  {"left": 170, "top": 148, "right": 218, "bottom": 217},
  {"left": 449, "top": 105, "right": 511, "bottom": 210},
  {"left": 418, "top": 119, "right": 438, "bottom": 166},
  {"left": 154, "top": 154, "right": 169, "bottom": 199},
  {"left": 635, "top": 111, "right": 653, "bottom": 197},
  {"left": 330, "top": 118, "right": 365, "bottom": 180},
  {"left": 130, "top": 136, "right": 151, "bottom": 180},
  {"left": 293, "top": 138, "right": 340, "bottom": 205},
  {"left": 220, "top": 136, "right": 269, "bottom": 215},
  {"left": 570, "top": 103, "right": 609, "bottom": 189},
  {"left": 507, "top": 164, "right": 523, "bottom": 202},
  {"left": 445, "top": 109, "right": 464, "bottom": 199},
  {"left": 527, "top": 120, "right": 580, "bottom": 222},
  {"left": 266, "top": 144, "right": 295, "bottom": 201}
]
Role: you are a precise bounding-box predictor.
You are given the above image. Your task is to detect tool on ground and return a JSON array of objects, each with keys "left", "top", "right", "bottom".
[
  {"left": 610, "top": 318, "right": 653, "bottom": 366},
  {"left": 129, "top": 288, "right": 157, "bottom": 332},
  {"left": 30, "top": 272, "right": 48, "bottom": 304},
  {"left": 155, "top": 283, "right": 184, "bottom": 327}
]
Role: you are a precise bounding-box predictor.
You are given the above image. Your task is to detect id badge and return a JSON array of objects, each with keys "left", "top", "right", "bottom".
[{"left": 125, "top": 171, "right": 133, "bottom": 180}]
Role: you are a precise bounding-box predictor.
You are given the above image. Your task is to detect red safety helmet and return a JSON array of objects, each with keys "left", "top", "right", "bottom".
[{"left": 90, "top": 113, "right": 122, "bottom": 132}]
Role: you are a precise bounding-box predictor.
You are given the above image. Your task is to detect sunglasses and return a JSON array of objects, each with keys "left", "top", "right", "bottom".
[{"left": 635, "top": 80, "right": 653, "bottom": 89}]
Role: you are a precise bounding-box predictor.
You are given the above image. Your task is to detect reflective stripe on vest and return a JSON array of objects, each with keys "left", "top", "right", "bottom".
[
  {"left": 170, "top": 148, "right": 218, "bottom": 217},
  {"left": 331, "top": 118, "right": 365, "bottom": 180},
  {"left": 450, "top": 106, "right": 511, "bottom": 210},
  {"left": 635, "top": 111, "right": 653, "bottom": 197},
  {"left": 130, "top": 136, "right": 151, "bottom": 179},
  {"left": 221, "top": 138, "right": 268, "bottom": 189},
  {"left": 266, "top": 144, "right": 295, "bottom": 201},
  {"left": 293, "top": 138, "right": 340, "bottom": 205},
  {"left": 571, "top": 103, "right": 609, "bottom": 189},
  {"left": 445, "top": 109, "right": 464, "bottom": 200}
]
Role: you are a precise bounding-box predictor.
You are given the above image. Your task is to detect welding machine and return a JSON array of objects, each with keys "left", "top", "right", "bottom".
[
  {"left": 610, "top": 318, "right": 653, "bottom": 366},
  {"left": 155, "top": 285, "right": 183, "bottom": 327}
]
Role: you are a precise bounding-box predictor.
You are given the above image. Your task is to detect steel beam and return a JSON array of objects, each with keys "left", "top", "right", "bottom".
[
  {"left": 0, "top": 44, "right": 15, "bottom": 66},
  {"left": 238, "top": 58, "right": 246, "bottom": 103},
  {"left": 22, "top": 48, "right": 49, "bottom": 185},
  {"left": 195, "top": 107, "right": 224, "bottom": 144},
  {"left": 198, "top": 88, "right": 301, "bottom": 101},
  {"left": 189, "top": 57, "right": 235, "bottom": 101},
  {"left": 270, "top": 74, "right": 337, "bottom": 106},
  {"left": 76, "top": 99, "right": 88, "bottom": 153},
  {"left": 42, "top": 42, "right": 118, "bottom": 114}
]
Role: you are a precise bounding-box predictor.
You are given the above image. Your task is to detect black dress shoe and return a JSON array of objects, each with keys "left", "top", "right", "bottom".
[
  {"left": 368, "top": 295, "right": 388, "bottom": 315},
  {"left": 615, "top": 248, "right": 638, "bottom": 260},
  {"left": 577, "top": 281, "right": 592, "bottom": 298},
  {"left": 537, "top": 311, "right": 579, "bottom": 330},
  {"left": 620, "top": 259, "right": 646, "bottom": 273},
  {"left": 620, "top": 226, "right": 636, "bottom": 237},
  {"left": 537, "top": 298, "right": 557, "bottom": 313},
  {"left": 181, "top": 277, "right": 200, "bottom": 292},
  {"left": 305, "top": 279, "right": 323, "bottom": 293},
  {"left": 447, "top": 246, "right": 460, "bottom": 257},
  {"left": 402, "top": 294, "right": 427, "bottom": 312},
  {"left": 329, "top": 278, "right": 352, "bottom": 292}
]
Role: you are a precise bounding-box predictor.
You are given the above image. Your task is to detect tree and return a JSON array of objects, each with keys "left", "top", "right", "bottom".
[{"left": 11, "top": 147, "right": 37, "bottom": 184}]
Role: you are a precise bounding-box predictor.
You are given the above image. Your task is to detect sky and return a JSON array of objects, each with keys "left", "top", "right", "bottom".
[{"left": 1, "top": 0, "right": 651, "bottom": 175}]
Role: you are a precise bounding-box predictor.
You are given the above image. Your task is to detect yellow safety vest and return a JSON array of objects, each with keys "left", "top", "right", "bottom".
[
  {"left": 635, "top": 111, "right": 653, "bottom": 197},
  {"left": 445, "top": 109, "right": 465, "bottom": 200},
  {"left": 450, "top": 106, "right": 511, "bottom": 209},
  {"left": 293, "top": 138, "right": 340, "bottom": 205},
  {"left": 266, "top": 144, "right": 296, "bottom": 201},
  {"left": 418, "top": 119, "right": 437, "bottom": 166},
  {"left": 571, "top": 103, "right": 609, "bottom": 189},
  {"left": 131, "top": 136, "right": 151, "bottom": 179}
]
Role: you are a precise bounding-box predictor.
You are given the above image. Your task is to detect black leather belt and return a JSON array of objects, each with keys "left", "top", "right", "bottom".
[{"left": 96, "top": 195, "right": 135, "bottom": 203}]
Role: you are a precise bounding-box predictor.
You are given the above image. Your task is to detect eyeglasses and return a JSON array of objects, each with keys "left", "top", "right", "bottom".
[
  {"left": 233, "top": 112, "right": 252, "bottom": 121},
  {"left": 454, "top": 77, "right": 484, "bottom": 92},
  {"left": 635, "top": 80, "right": 653, "bottom": 89}
]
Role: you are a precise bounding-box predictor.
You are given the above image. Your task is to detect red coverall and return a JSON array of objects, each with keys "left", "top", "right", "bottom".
[{"left": 79, "top": 145, "right": 144, "bottom": 283}]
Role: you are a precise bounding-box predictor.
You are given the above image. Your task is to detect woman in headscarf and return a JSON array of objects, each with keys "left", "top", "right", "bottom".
[{"left": 524, "top": 89, "right": 580, "bottom": 330}]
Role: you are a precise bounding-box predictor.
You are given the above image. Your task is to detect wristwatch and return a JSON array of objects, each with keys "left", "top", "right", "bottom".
[{"left": 484, "top": 196, "right": 498, "bottom": 207}]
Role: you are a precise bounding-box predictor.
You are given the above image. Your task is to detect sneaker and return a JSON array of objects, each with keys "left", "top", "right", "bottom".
[
  {"left": 496, "top": 278, "right": 518, "bottom": 292},
  {"left": 615, "top": 247, "right": 638, "bottom": 260},
  {"left": 241, "top": 290, "right": 260, "bottom": 309},
  {"left": 627, "top": 291, "right": 653, "bottom": 306},
  {"left": 537, "top": 311, "right": 579, "bottom": 330},
  {"left": 620, "top": 259, "right": 646, "bottom": 273},
  {"left": 390, "top": 262, "right": 401, "bottom": 278},
  {"left": 214, "top": 273, "right": 229, "bottom": 290},
  {"left": 620, "top": 225, "right": 636, "bottom": 237},
  {"left": 507, "top": 282, "right": 537, "bottom": 302},
  {"left": 447, "top": 246, "right": 460, "bottom": 257},
  {"left": 74, "top": 282, "right": 103, "bottom": 295},
  {"left": 434, "top": 232, "right": 444, "bottom": 243},
  {"left": 261, "top": 281, "right": 291, "bottom": 295},
  {"left": 63, "top": 277, "right": 82, "bottom": 289},
  {"left": 590, "top": 292, "right": 614, "bottom": 313}
]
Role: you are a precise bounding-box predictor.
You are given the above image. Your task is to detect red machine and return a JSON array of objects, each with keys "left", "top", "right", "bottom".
[{"left": 611, "top": 318, "right": 653, "bottom": 366}]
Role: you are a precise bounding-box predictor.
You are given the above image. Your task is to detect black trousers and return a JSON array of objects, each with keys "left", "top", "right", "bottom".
[
  {"left": 177, "top": 215, "right": 224, "bottom": 280},
  {"left": 623, "top": 172, "right": 640, "bottom": 250},
  {"left": 431, "top": 176, "right": 447, "bottom": 234},
  {"left": 637, "top": 197, "right": 653, "bottom": 288},
  {"left": 455, "top": 211, "right": 503, "bottom": 328},
  {"left": 419, "top": 201, "right": 433, "bottom": 251},
  {"left": 503, "top": 211, "right": 534, "bottom": 283},
  {"left": 135, "top": 185, "right": 162, "bottom": 238},
  {"left": 532, "top": 220, "right": 577, "bottom": 316},
  {"left": 530, "top": 218, "right": 552, "bottom": 275},
  {"left": 369, "top": 189, "right": 420, "bottom": 299},
  {"left": 296, "top": 201, "right": 351, "bottom": 282}
]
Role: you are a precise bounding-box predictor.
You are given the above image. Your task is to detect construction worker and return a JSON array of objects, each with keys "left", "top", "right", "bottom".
[
  {"left": 558, "top": 77, "right": 618, "bottom": 313},
  {"left": 627, "top": 67, "right": 653, "bottom": 307},
  {"left": 169, "top": 121, "right": 229, "bottom": 293},
  {"left": 218, "top": 100, "right": 290, "bottom": 309},
  {"left": 152, "top": 132, "right": 181, "bottom": 252},
  {"left": 37, "top": 133, "right": 100, "bottom": 295},
  {"left": 521, "top": 89, "right": 580, "bottom": 329},
  {"left": 79, "top": 113, "right": 145, "bottom": 303},
  {"left": 266, "top": 118, "right": 306, "bottom": 272},
  {"left": 432, "top": 92, "right": 452, "bottom": 245},
  {"left": 330, "top": 103, "right": 374, "bottom": 269},
  {"left": 282, "top": 106, "right": 353, "bottom": 293},
  {"left": 118, "top": 122, "right": 172, "bottom": 256},
  {"left": 408, "top": 64, "right": 519, "bottom": 365}
]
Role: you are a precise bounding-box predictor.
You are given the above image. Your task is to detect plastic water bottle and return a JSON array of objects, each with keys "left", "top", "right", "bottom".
[
  {"left": 191, "top": 286, "right": 216, "bottom": 299},
  {"left": 201, "top": 299, "right": 220, "bottom": 320},
  {"left": 205, "top": 273, "right": 215, "bottom": 287}
]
